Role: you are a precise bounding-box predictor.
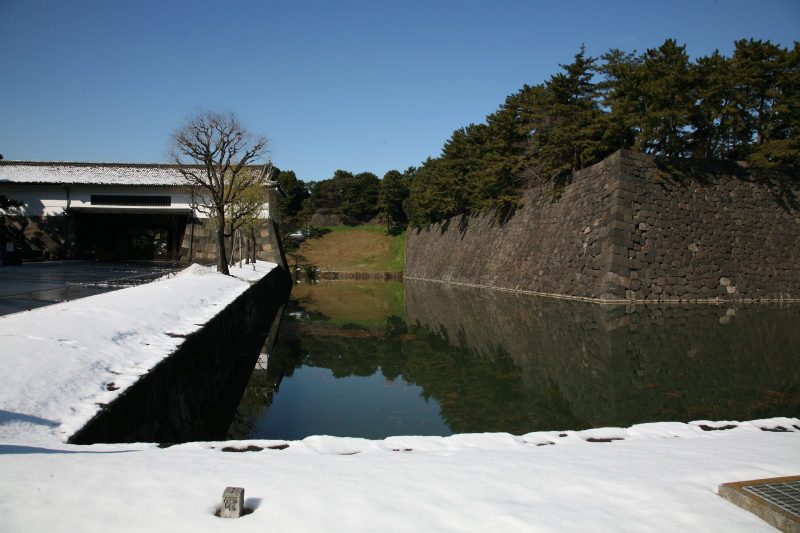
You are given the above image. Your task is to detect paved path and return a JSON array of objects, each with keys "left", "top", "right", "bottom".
[{"left": 0, "top": 261, "right": 181, "bottom": 316}]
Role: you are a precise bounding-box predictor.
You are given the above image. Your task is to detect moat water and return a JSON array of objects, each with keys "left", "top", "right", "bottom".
[{"left": 229, "top": 280, "right": 800, "bottom": 440}]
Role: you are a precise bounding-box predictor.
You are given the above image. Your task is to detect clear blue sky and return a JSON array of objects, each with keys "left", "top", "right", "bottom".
[{"left": 1, "top": 0, "right": 798, "bottom": 182}]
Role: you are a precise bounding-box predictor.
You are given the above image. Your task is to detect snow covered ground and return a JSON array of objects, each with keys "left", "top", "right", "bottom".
[
  {"left": 0, "top": 261, "right": 277, "bottom": 443},
  {"left": 1, "top": 262, "right": 798, "bottom": 532}
]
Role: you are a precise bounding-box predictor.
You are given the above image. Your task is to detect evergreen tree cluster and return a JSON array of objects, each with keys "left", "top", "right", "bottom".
[
  {"left": 272, "top": 167, "right": 309, "bottom": 230},
  {"left": 272, "top": 166, "right": 412, "bottom": 234},
  {"left": 405, "top": 38, "right": 800, "bottom": 227},
  {"left": 378, "top": 169, "right": 411, "bottom": 233},
  {"left": 300, "top": 170, "right": 382, "bottom": 223}
]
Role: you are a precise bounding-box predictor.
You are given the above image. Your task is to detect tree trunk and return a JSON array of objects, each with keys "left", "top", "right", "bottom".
[
  {"left": 229, "top": 230, "right": 238, "bottom": 268},
  {"left": 216, "top": 207, "right": 229, "bottom": 275},
  {"left": 238, "top": 232, "right": 243, "bottom": 268}
]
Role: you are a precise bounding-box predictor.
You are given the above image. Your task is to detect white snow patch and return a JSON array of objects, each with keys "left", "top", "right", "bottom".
[
  {"left": 173, "top": 263, "right": 217, "bottom": 277},
  {"left": 577, "top": 426, "right": 629, "bottom": 442},
  {"left": 749, "top": 417, "right": 800, "bottom": 431},
  {"left": 229, "top": 260, "right": 279, "bottom": 281}
]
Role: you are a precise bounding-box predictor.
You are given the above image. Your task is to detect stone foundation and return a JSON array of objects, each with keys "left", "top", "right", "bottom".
[
  {"left": 405, "top": 150, "right": 800, "bottom": 302},
  {"left": 178, "top": 218, "right": 286, "bottom": 267},
  {"left": 0, "top": 214, "right": 76, "bottom": 261},
  {"left": 1, "top": 212, "right": 285, "bottom": 266}
]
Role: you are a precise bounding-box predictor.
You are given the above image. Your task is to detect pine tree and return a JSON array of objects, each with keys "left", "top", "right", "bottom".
[
  {"left": 599, "top": 48, "right": 643, "bottom": 152},
  {"left": 731, "top": 39, "right": 800, "bottom": 168},
  {"left": 379, "top": 170, "right": 410, "bottom": 232},
  {"left": 635, "top": 39, "right": 693, "bottom": 157},
  {"left": 406, "top": 157, "right": 461, "bottom": 227},
  {"left": 543, "top": 46, "right": 609, "bottom": 179},
  {"left": 273, "top": 168, "right": 309, "bottom": 230},
  {"left": 690, "top": 51, "right": 736, "bottom": 159}
]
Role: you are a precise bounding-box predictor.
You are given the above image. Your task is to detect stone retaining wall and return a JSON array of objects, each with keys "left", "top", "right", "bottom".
[
  {"left": 178, "top": 218, "right": 286, "bottom": 267},
  {"left": 68, "top": 265, "right": 293, "bottom": 444},
  {"left": 405, "top": 150, "right": 800, "bottom": 302},
  {"left": 0, "top": 214, "right": 76, "bottom": 261}
]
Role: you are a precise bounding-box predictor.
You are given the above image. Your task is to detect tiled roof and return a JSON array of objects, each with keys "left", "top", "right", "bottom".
[{"left": 0, "top": 161, "right": 188, "bottom": 186}]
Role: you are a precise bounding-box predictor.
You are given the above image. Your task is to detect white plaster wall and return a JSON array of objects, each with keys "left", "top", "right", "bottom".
[
  {"left": 1, "top": 184, "right": 270, "bottom": 219},
  {"left": 1, "top": 185, "right": 203, "bottom": 217},
  {"left": 67, "top": 185, "right": 194, "bottom": 210},
  {"left": 0, "top": 185, "right": 67, "bottom": 216}
]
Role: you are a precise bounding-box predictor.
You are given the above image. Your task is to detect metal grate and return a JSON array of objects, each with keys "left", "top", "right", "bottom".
[{"left": 744, "top": 480, "right": 800, "bottom": 518}]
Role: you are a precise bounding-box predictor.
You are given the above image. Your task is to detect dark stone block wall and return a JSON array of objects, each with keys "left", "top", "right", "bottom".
[
  {"left": 1, "top": 215, "right": 76, "bottom": 261},
  {"left": 625, "top": 153, "right": 800, "bottom": 302},
  {"left": 405, "top": 150, "right": 800, "bottom": 302},
  {"left": 178, "top": 218, "right": 287, "bottom": 268},
  {"left": 68, "top": 265, "right": 293, "bottom": 444}
]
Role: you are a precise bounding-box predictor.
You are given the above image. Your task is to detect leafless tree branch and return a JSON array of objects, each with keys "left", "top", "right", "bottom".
[{"left": 170, "top": 110, "right": 269, "bottom": 274}]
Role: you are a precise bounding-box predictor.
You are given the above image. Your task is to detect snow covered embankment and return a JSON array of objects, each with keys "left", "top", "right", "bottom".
[
  {"left": 0, "top": 417, "right": 798, "bottom": 532},
  {"left": 0, "top": 261, "right": 278, "bottom": 445}
]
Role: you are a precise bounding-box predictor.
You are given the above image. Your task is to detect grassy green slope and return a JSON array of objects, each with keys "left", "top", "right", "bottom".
[{"left": 286, "top": 225, "right": 405, "bottom": 272}]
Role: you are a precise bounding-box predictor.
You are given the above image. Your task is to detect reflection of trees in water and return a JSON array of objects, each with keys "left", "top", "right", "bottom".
[
  {"left": 235, "top": 282, "right": 800, "bottom": 437},
  {"left": 227, "top": 364, "right": 279, "bottom": 439},
  {"left": 227, "top": 300, "right": 307, "bottom": 439},
  {"left": 266, "top": 304, "right": 585, "bottom": 433}
]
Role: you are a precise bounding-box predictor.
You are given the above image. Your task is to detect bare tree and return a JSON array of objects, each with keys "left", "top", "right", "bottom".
[
  {"left": 227, "top": 162, "right": 273, "bottom": 267},
  {"left": 171, "top": 110, "right": 268, "bottom": 275}
]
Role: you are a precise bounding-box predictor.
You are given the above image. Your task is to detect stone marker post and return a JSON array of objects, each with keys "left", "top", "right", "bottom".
[{"left": 221, "top": 486, "right": 245, "bottom": 518}]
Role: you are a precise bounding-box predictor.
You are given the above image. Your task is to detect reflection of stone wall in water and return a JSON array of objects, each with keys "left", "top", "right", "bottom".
[
  {"left": 405, "top": 280, "right": 800, "bottom": 429},
  {"left": 405, "top": 150, "right": 800, "bottom": 302}
]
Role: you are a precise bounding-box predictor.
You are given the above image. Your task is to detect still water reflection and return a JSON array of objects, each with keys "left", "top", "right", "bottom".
[{"left": 229, "top": 280, "right": 799, "bottom": 440}]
